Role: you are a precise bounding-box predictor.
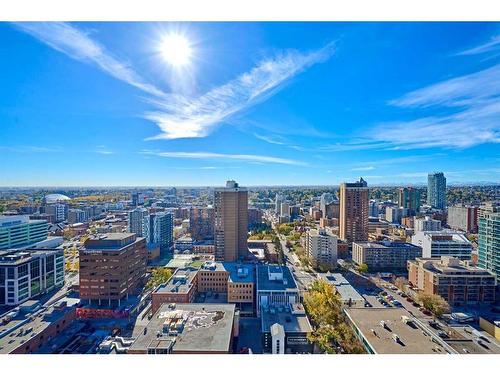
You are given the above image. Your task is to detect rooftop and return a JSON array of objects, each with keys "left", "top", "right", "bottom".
[
  {"left": 354, "top": 241, "right": 422, "bottom": 250},
  {"left": 0, "top": 297, "right": 79, "bottom": 354},
  {"left": 261, "top": 303, "right": 312, "bottom": 334},
  {"left": 257, "top": 265, "right": 298, "bottom": 292},
  {"left": 129, "top": 303, "right": 236, "bottom": 353},
  {"left": 344, "top": 308, "right": 447, "bottom": 354},
  {"left": 155, "top": 267, "right": 198, "bottom": 294},
  {"left": 319, "top": 273, "right": 365, "bottom": 302}
]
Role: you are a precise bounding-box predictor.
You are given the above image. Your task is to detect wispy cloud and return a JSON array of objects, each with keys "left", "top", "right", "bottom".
[
  {"left": 14, "top": 22, "right": 165, "bottom": 98},
  {"left": 253, "top": 133, "right": 288, "bottom": 145},
  {"left": 140, "top": 150, "right": 308, "bottom": 166},
  {"left": 456, "top": 35, "right": 500, "bottom": 56},
  {"left": 145, "top": 42, "right": 336, "bottom": 140},
  {"left": 351, "top": 166, "right": 375, "bottom": 171},
  {"left": 0, "top": 145, "right": 61, "bottom": 153},
  {"left": 368, "top": 63, "right": 500, "bottom": 150},
  {"left": 94, "top": 145, "right": 115, "bottom": 155}
]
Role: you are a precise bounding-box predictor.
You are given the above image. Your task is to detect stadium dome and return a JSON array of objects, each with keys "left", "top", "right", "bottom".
[{"left": 44, "top": 193, "right": 71, "bottom": 204}]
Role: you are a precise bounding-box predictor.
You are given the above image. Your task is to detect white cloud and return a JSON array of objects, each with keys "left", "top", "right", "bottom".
[
  {"left": 14, "top": 22, "right": 165, "bottom": 98},
  {"left": 140, "top": 150, "right": 307, "bottom": 166},
  {"left": 371, "top": 63, "right": 500, "bottom": 150},
  {"left": 351, "top": 166, "right": 375, "bottom": 171},
  {"left": 0, "top": 145, "right": 60, "bottom": 153},
  {"left": 145, "top": 42, "right": 336, "bottom": 140},
  {"left": 456, "top": 35, "right": 500, "bottom": 56}
]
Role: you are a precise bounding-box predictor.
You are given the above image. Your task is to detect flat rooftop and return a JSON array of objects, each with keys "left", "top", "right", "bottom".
[
  {"left": 320, "top": 273, "right": 365, "bottom": 302},
  {"left": 257, "top": 265, "right": 298, "bottom": 292},
  {"left": 155, "top": 267, "right": 198, "bottom": 295},
  {"left": 0, "top": 297, "right": 79, "bottom": 354},
  {"left": 261, "top": 303, "right": 312, "bottom": 334},
  {"left": 223, "top": 262, "right": 255, "bottom": 283},
  {"left": 344, "top": 308, "right": 447, "bottom": 354},
  {"left": 129, "top": 303, "right": 236, "bottom": 353},
  {"left": 354, "top": 241, "right": 421, "bottom": 250}
]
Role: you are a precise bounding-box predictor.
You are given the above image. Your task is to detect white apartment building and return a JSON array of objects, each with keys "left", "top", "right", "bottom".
[
  {"left": 305, "top": 228, "right": 337, "bottom": 268},
  {"left": 414, "top": 216, "right": 441, "bottom": 232},
  {"left": 411, "top": 231, "right": 472, "bottom": 260}
]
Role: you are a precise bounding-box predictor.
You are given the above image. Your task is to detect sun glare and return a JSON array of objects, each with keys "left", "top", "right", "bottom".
[{"left": 160, "top": 34, "right": 192, "bottom": 67}]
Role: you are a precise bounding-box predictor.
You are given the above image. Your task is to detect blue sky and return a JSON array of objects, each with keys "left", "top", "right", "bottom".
[{"left": 0, "top": 22, "right": 499, "bottom": 186}]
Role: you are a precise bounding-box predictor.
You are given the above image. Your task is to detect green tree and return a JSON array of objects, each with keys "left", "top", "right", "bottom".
[
  {"left": 358, "top": 263, "right": 368, "bottom": 274},
  {"left": 146, "top": 268, "right": 173, "bottom": 291},
  {"left": 416, "top": 293, "right": 450, "bottom": 317},
  {"left": 303, "top": 280, "right": 365, "bottom": 354}
]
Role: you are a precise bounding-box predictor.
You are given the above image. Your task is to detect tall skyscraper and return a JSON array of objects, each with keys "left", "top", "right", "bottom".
[
  {"left": 478, "top": 202, "right": 499, "bottom": 277},
  {"left": 128, "top": 207, "right": 149, "bottom": 237},
  {"left": 148, "top": 212, "right": 173, "bottom": 251},
  {"left": 214, "top": 180, "right": 248, "bottom": 261},
  {"left": 398, "top": 187, "right": 420, "bottom": 215},
  {"left": 0, "top": 215, "right": 48, "bottom": 250},
  {"left": 427, "top": 172, "right": 446, "bottom": 209},
  {"left": 339, "top": 178, "right": 369, "bottom": 243}
]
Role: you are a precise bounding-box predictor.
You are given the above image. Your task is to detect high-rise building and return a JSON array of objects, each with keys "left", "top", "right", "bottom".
[
  {"left": 339, "top": 178, "right": 369, "bottom": 243},
  {"left": 448, "top": 205, "right": 479, "bottom": 233},
  {"left": 478, "top": 202, "right": 499, "bottom": 277},
  {"left": 128, "top": 207, "right": 149, "bottom": 237},
  {"left": 148, "top": 212, "right": 174, "bottom": 250},
  {"left": 368, "top": 200, "right": 379, "bottom": 218},
  {"left": 385, "top": 207, "right": 408, "bottom": 224},
  {"left": 68, "top": 208, "right": 87, "bottom": 224},
  {"left": 79, "top": 233, "right": 147, "bottom": 305},
  {"left": 397, "top": 187, "right": 420, "bottom": 215},
  {"left": 131, "top": 192, "right": 145, "bottom": 207},
  {"left": 0, "top": 216, "right": 48, "bottom": 250},
  {"left": 0, "top": 248, "right": 64, "bottom": 306},
  {"left": 427, "top": 172, "right": 446, "bottom": 209},
  {"left": 320, "top": 193, "right": 338, "bottom": 219},
  {"left": 305, "top": 228, "right": 338, "bottom": 269},
  {"left": 248, "top": 207, "right": 263, "bottom": 228},
  {"left": 280, "top": 202, "right": 290, "bottom": 217},
  {"left": 44, "top": 204, "right": 68, "bottom": 223},
  {"left": 275, "top": 194, "right": 283, "bottom": 215},
  {"left": 189, "top": 207, "right": 215, "bottom": 241},
  {"left": 414, "top": 216, "right": 442, "bottom": 232},
  {"left": 411, "top": 231, "right": 472, "bottom": 260},
  {"left": 214, "top": 180, "right": 248, "bottom": 262}
]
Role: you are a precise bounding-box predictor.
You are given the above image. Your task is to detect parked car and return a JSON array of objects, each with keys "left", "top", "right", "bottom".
[
  {"left": 406, "top": 297, "right": 414, "bottom": 303},
  {"left": 422, "top": 309, "right": 432, "bottom": 316},
  {"left": 437, "top": 330, "right": 448, "bottom": 338},
  {"left": 429, "top": 321, "right": 441, "bottom": 330},
  {"left": 412, "top": 302, "right": 420, "bottom": 307}
]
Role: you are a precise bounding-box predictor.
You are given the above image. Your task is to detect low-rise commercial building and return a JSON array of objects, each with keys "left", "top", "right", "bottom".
[
  {"left": 256, "top": 265, "right": 299, "bottom": 316},
  {"left": 151, "top": 267, "right": 198, "bottom": 312},
  {"left": 128, "top": 303, "right": 237, "bottom": 354},
  {"left": 407, "top": 257, "right": 496, "bottom": 306},
  {"left": 344, "top": 307, "right": 449, "bottom": 354},
  {"left": 261, "top": 303, "right": 313, "bottom": 354},
  {"left": 0, "top": 298, "right": 79, "bottom": 354},
  {"left": 352, "top": 241, "right": 422, "bottom": 270},
  {"left": 320, "top": 273, "right": 365, "bottom": 307},
  {"left": 411, "top": 231, "right": 472, "bottom": 260}
]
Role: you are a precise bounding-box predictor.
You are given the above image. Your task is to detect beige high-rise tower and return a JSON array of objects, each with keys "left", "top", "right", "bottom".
[
  {"left": 339, "top": 177, "right": 369, "bottom": 243},
  {"left": 214, "top": 180, "right": 248, "bottom": 261}
]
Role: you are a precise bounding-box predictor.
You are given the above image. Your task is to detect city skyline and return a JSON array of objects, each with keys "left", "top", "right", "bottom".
[{"left": 1, "top": 22, "right": 500, "bottom": 186}]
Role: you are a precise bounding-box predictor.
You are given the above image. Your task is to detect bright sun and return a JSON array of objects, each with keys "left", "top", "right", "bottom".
[{"left": 160, "top": 34, "right": 192, "bottom": 67}]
